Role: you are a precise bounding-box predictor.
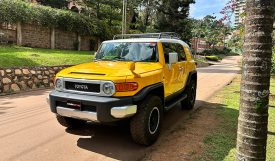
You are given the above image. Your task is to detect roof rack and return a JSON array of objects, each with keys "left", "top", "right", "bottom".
[{"left": 113, "top": 32, "right": 181, "bottom": 40}]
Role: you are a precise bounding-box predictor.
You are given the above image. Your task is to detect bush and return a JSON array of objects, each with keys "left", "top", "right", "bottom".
[
  {"left": 200, "top": 47, "right": 237, "bottom": 56},
  {"left": 205, "top": 56, "right": 220, "bottom": 62},
  {"left": 0, "top": 0, "right": 105, "bottom": 37}
]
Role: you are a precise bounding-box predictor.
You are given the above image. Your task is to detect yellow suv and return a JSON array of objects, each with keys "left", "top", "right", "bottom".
[{"left": 48, "top": 33, "right": 197, "bottom": 145}]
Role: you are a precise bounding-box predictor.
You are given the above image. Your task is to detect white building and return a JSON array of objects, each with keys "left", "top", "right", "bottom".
[{"left": 234, "top": 0, "right": 246, "bottom": 27}]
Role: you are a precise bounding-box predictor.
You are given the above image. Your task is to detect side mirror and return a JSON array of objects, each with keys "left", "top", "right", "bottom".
[
  {"left": 169, "top": 52, "right": 178, "bottom": 64},
  {"left": 168, "top": 52, "right": 178, "bottom": 69}
]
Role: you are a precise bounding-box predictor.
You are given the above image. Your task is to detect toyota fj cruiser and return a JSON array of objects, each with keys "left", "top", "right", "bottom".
[{"left": 48, "top": 33, "right": 197, "bottom": 145}]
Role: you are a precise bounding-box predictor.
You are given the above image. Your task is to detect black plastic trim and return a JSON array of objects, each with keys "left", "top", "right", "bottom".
[
  {"left": 132, "top": 82, "right": 164, "bottom": 102},
  {"left": 186, "top": 70, "right": 197, "bottom": 86},
  {"left": 49, "top": 91, "right": 133, "bottom": 123}
]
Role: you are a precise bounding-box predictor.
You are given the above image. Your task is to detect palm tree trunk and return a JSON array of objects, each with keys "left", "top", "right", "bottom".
[{"left": 236, "top": 0, "right": 274, "bottom": 160}]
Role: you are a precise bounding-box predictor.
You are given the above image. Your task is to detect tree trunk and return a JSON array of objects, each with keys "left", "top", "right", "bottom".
[{"left": 236, "top": 0, "right": 274, "bottom": 161}]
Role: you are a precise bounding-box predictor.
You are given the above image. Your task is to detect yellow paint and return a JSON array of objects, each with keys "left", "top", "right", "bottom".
[{"left": 55, "top": 42, "right": 196, "bottom": 97}]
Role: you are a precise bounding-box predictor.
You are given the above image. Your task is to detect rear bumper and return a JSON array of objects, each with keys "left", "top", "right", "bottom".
[{"left": 48, "top": 91, "right": 137, "bottom": 123}]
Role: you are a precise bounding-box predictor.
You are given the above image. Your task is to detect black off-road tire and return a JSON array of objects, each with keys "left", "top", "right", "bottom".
[
  {"left": 56, "top": 115, "right": 86, "bottom": 128},
  {"left": 130, "top": 95, "right": 163, "bottom": 146},
  {"left": 181, "top": 79, "right": 197, "bottom": 110}
]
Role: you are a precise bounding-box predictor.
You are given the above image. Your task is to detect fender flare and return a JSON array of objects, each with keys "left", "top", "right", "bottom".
[
  {"left": 186, "top": 70, "right": 197, "bottom": 87},
  {"left": 133, "top": 82, "right": 164, "bottom": 102}
]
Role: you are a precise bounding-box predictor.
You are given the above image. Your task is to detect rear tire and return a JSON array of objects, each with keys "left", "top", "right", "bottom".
[
  {"left": 56, "top": 115, "right": 86, "bottom": 128},
  {"left": 181, "top": 79, "right": 197, "bottom": 110},
  {"left": 130, "top": 95, "right": 163, "bottom": 146}
]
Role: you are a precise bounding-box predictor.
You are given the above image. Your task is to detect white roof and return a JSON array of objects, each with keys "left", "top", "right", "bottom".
[{"left": 103, "top": 38, "right": 190, "bottom": 48}]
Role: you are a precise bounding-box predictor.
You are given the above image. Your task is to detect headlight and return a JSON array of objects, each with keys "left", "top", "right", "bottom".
[
  {"left": 102, "top": 82, "right": 115, "bottom": 96},
  {"left": 55, "top": 78, "right": 63, "bottom": 89}
]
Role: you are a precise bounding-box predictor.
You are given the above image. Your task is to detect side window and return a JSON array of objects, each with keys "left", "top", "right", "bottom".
[
  {"left": 163, "top": 43, "right": 187, "bottom": 63},
  {"left": 176, "top": 44, "right": 187, "bottom": 61},
  {"left": 162, "top": 43, "right": 174, "bottom": 64}
]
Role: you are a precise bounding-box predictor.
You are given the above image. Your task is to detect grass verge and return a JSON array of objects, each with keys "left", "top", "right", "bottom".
[
  {"left": 0, "top": 45, "right": 95, "bottom": 67},
  {"left": 197, "top": 76, "right": 275, "bottom": 161}
]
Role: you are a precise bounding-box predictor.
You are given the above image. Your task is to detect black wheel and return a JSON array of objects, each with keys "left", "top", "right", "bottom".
[
  {"left": 181, "top": 79, "right": 197, "bottom": 110},
  {"left": 56, "top": 115, "right": 86, "bottom": 128},
  {"left": 130, "top": 95, "right": 163, "bottom": 146}
]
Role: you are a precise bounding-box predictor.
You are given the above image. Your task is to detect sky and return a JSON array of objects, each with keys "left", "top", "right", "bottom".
[{"left": 189, "top": 0, "right": 228, "bottom": 20}]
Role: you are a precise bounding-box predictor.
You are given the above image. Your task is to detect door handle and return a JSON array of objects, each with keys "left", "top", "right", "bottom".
[{"left": 179, "top": 67, "right": 184, "bottom": 71}]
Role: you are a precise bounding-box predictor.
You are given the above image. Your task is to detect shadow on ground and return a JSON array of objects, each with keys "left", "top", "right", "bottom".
[{"left": 64, "top": 100, "right": 238, "bottom": 161}]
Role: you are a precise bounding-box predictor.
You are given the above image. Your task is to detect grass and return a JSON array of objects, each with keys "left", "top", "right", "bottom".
[
  {"left": 0, "top": 45, "right": 95, "bottom": 67},
  {"left": 198, "top": 76, "right": 275, "bottom": 161}
]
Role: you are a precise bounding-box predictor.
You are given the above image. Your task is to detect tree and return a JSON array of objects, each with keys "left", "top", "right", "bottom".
[
  {"left": 191, "top": 15, "right": 229, "bottom": 48},
  {"left": 155, "top": 0, "right": 195, "bottom": 43},
  {"left": 236, "top": 0, "right": 274, "bottom": 160},
  {"left": 220, "top": 0, "right": 237, "bottom": 25}
]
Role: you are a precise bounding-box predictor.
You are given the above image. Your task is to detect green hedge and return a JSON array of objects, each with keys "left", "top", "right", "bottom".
[
  {"left": 205, "top": 56, "right": 220, "bottom": 62},
  {"left": 0, "top": 0, "right": 102, "bottom": 36}
]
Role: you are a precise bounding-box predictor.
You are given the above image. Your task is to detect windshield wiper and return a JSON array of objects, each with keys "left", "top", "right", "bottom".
[{"left": 112, "top": 57, "right": 127, "bottom": 61}]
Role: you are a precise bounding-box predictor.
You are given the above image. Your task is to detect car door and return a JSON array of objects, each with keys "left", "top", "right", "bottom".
[
  {"left": 175, "top": 43, "right": 188, "bottom": 90},
  {"left": 162, "top": 42, "right": 181, "bottom": 97}
]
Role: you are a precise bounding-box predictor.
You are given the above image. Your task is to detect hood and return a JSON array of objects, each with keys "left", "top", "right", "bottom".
[{"left": 57, "top": 61, "right": 162, "bottom": 79}]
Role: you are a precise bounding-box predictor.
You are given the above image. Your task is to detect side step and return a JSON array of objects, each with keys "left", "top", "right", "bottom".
[{"left": 164, "top": 93, "right": 187, "bottom": 111}]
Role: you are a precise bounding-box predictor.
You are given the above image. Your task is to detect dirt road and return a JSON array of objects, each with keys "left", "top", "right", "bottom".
[{"left": 0, "top": 56, "right": 241, "bottom": 161}]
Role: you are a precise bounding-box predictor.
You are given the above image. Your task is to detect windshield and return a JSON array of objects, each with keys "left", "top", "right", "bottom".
[{"left": 95, "top": 42, "right": 158, "bottom": 62}]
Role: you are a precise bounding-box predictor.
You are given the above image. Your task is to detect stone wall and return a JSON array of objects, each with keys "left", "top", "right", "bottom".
[
  {"left": 0, "top": 65, "right": 71, "bottom": 95},
  {"left": 0, "top": 23, "right": 99, "bottom": 51},
  {"left": 22, "top": 23, "right": 51, "bottom": 48},
  {"left": 55, "top": 29, "right": 77, "bottom": 50}
]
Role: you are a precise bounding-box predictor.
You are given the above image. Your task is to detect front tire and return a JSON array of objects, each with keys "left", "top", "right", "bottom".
[
  {"left": 181, "top": 79, "right": 197, "bottom": 110},
  {"left": 56, "top": 115, "right": 86, "bottom": 128},
  {"left": 130, "top": 95, "right": 163, "bottom": 146}
]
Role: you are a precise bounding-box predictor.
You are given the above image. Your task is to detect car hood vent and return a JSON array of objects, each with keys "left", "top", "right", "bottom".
[{"left": 70, "top": 72, "right": 106, "bottom": 76}]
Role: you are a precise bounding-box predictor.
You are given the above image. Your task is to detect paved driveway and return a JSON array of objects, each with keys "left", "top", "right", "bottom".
[{"left": 0, "top": 56, "right": 241, "bottom": 161}]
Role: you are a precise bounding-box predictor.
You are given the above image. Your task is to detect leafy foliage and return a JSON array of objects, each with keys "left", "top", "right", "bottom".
[
  {"left": 200, "top": 47, "right": 238, "bottom": 57},
  {"left": 191, "top": 15, "right": 232, "bottom": 50},
  {"left": 154, "top": 0, "right": 195, "bottom": 43},
  {"left": 80, "top": 0, "right": 195, "bottom": 42},
  {"left": 0, "top": 0, "right": 103, "bottom": 37}
]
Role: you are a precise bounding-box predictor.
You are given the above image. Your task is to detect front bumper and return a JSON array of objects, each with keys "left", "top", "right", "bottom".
[{"left": 48, "top": 91, "right": 137, "bottom": 123}]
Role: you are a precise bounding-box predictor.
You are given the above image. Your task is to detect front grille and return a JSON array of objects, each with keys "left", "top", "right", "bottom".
[{"left": 64, "top": 81, "right": 100, "bottom": 93}]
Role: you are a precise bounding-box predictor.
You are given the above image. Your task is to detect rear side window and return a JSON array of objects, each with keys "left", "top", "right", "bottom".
[{"left": 162, "top": 43, "right": 187, "bottom": 63}]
